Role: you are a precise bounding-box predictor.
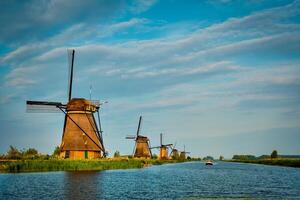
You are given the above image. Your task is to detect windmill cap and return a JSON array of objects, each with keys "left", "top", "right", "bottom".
[{"left": 67, "top": 98, "right": 96, "bottom": 112}]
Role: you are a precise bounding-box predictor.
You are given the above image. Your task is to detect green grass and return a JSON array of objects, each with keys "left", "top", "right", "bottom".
[
  {"left": 228, "top": 158, "right": 300, "bottom": 168},
  {"left": 0, "top": 158, "right": 186, "bottom": 173}
]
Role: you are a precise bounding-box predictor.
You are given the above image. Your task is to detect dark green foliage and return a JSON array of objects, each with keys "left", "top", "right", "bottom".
[
  {"left": 24, "top": 148, "right": 38, "bottom": 156},
  {"left": 6, "top": 146, "right": 22, "bottom": 159},
  {"left": 232, "top": 155, "right": 256, "bottom": 160},
  {"left": 152, "top": 154, "right": 158, "bottom": 159},
  {"left": 203, "top": 156, "right": 214, "bottom": 160},
  {"left": 1, "top": 158, "right": 188, "bottom": 173},
  {"left": 258, "top": 155, "right": 270, "bottom": 159},
  {"left": 114, "top": 151, "right": 120, "bottom": 158},
  {"left": 219, "top": 156, "right": 224, "bottom": 161},
  {"left": 52, "top": 146, "right": 60, "bottom": 156},
  {"left": 23, "top": 148, "right": 39, "bottom": 159},
  {"left": 229, "top": 158, "right": 300, "bottom": 168},
  {"left": 271, "top": 150, "right": 278, "bottom": 159}
]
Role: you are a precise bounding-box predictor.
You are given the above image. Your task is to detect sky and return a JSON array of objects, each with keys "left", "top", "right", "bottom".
[{"left": 0, "top": 0, "right": 300, "bottom": 158}]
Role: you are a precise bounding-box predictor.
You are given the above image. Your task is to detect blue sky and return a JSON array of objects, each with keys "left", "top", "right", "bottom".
[{"left": 0, "top": 0, "right": 300, "bottom": 158}]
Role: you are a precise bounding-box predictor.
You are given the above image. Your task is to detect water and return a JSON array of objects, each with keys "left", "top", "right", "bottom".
[{"left": 0, "top": 161, "right": 300, "bottom": 199}]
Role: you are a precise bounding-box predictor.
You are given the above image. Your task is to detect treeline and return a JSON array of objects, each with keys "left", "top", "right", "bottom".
[
  {"left": 232, "top": 150, "right": 300, "bottom": 160},
  {"left": 0, "top": 145, "right": 59, "bottom": 160}
]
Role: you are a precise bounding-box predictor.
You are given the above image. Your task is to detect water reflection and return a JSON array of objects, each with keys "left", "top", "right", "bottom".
[
  {"left": 1, "top": 162, "right": 300, "bottom": 199},
  {"left": 64, "top": 171, "right": 102, "bottom": 200}
]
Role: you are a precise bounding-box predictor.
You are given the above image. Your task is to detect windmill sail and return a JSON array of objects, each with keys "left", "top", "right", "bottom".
[
  {"left": 67, "top": 49, "right": 75, "bottom": 102},
  {"left": 136, "top": 116, "right": 142, "bottom": 136},
  {"left": 26, "top": 101, "right": 64, "bottom": 113}
]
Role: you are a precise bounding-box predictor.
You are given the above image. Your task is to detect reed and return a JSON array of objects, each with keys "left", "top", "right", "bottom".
[{"left": 0, "top": 158, "right": 186, "bottom": 173}]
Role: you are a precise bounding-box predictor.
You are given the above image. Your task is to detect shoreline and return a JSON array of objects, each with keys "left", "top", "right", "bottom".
[
  {"left": 225, "top": 158, "right": 300, "bottom": 168},
  {"left": 0, "top": 158, "right": 191, "bottom": 173}
]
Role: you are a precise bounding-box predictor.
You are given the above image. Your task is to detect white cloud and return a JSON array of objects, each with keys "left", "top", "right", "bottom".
[
  {"left": 129, "top": 0, "right": 157, "bottom": 14},
  {"left": 5, "top": 65, "right": 41, "bottom": 87}
]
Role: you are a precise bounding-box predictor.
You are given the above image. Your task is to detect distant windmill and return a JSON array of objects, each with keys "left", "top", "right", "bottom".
[
  {"left": 26, "top": 49, "right": 106, "bottom": 159},
  {"left": 126, "top": 116, "right": 152, "bottom": 158},
  {"left": 179, "top": 145, "right": 190, "bottom": 160},
  {"left": 169, "top": 142, "right": 179, "bottom": 159},
  {"left": 151, "top": 133, "right": 172, "bottom": 160}
]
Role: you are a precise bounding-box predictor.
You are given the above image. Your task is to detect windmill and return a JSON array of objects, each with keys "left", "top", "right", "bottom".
[
  {"left": 169, "top": 142, "right": 179, "bottom": 159},
  {"left": 126, "top": 116, "right": 152, "bottom": 158},
  {"left": 151, "top": 133, "right": 172, "bottom": 160},
  {"left": 26, "top": 49, "right": 106, "bottom": 159},
  {"left": 179, "top": 145, "right": 190, "bottom": 160}
]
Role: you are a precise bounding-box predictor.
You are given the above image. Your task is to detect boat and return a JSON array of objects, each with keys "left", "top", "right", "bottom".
[{"left": 205, "top": 160, "right": 213, "bottom": 165}]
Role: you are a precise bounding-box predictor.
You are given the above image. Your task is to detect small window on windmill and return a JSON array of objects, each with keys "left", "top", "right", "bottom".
[
  {"left": 65, "top": 150, "right": 70, "bottom": 159},
  {"left": 85, "top": 150, "right": 88, "bottom": 159},
  {"left": 84, "top": 140, "right": 87, "bottom": 145}
]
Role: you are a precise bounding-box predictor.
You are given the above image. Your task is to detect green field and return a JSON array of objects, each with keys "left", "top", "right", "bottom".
[
  {"left": 0, "top": 158, "right": 185, "bottom": 173},
  {"left": 228, "top": 158, "right": 300, "bottom": 168}
]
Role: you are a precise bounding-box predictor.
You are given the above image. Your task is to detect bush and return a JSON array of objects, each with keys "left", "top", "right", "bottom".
[
  {"left": 271, "top": 150, "right": 278, "bottom": 159},
  {"left": 52, "top": 146, "right": 60, "bottom": 157},
  {"left": 114, "top": 151, "right": 120, "bottom": 158},
  {"left": 152, "top": 154, "right": 158, "bottom": 159},
  {"left": 232, "top": 155, "right": 256, "bottom": 160},
  {"left": 23, "top": 148, "right": 39, "bottom": 159},
  {"left": 6, "top": 146, "right": 22, "bottom": 159},
  {"left": 203, "top": 156, "right": 214, "bottom": 160}
]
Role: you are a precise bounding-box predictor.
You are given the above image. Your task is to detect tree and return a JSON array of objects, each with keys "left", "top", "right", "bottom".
[
  {"left": 271, "top": 150, "right": 278, "bottom": 159},
  {"left": 219, "top": 155, "right": 224, "bottom": 161},
  {"left": 24, "top": 148, "right": 38, "bottom": 155},
  {"left": 152, "top": 154, "right": 158, "bottom": 159},
  {"left": 114, "top": 151, "right": 120, "bottom": 158},
  {"left": 23, "top": 148, "right": 39, "bottom": 159},
  {"left": 52, "top": 146, "right": 60, "bottom": 157},
  {"left": 203, "top": 156, "right": 214, "bottom": 161},
  {"left": 232, "top": 155, "right": 256, "bottom": 160},
  {"left": 6, "top": 146, "right": 22, "bottom": 159}
]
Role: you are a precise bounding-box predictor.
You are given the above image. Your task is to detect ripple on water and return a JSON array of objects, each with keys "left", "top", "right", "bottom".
[{"left": 0, "top": 162, "right": 300, "bottom": 199}]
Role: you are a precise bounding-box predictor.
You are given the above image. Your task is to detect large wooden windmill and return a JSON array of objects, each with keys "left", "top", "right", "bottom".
[
  {"left": 26, "top": 49, "right": 106, "bottom": 159},
  {"left": 151, "top": 133, "right": 172, "bottom": 160},
  {"left": 126, "top": 116, "right": 152, "bottom": 158}
]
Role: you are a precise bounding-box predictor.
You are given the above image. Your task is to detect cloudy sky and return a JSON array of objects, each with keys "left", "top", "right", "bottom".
[{"left": 0, "top": 0, "right": 300, "bottom": 158}]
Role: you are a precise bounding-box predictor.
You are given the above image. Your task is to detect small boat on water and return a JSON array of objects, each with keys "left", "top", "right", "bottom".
[{"left": 205, "top": 160, "right": 213, "bottom": 165}]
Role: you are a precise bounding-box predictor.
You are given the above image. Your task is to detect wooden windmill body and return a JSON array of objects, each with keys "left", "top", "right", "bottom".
[
  {"left": 27, "top": 50, "right": 106, "bottom": 159},
  {"left": 179, "top": 145, "right": 190, "bottom": 160},
  {"left": 151, "top": 133, "right": 172, "bottom": 160},
  {"left": 171, "top": 149, "right": 179, "bottom": 159},
  {"left": 126, "top": 116, "right": 152, "bottom": 158},
  {"left": 169, "top": 143, "right": 179, "bottom": 159}
]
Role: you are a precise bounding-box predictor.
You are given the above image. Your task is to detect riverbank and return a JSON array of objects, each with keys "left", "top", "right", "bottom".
[
  {"left": 227, "top": 158, "right": 300, "bottom": 168},
  {"left": 0, "top": 158, "right": 187, "bottom": 173}
]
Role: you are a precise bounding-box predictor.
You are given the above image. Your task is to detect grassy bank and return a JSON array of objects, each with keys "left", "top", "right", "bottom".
[
  {"left": 228, "top": 158, "right": 300, "bottom": 168},
  {"left": 0, "top": 158, "right": 185, "bottom": 173}
]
